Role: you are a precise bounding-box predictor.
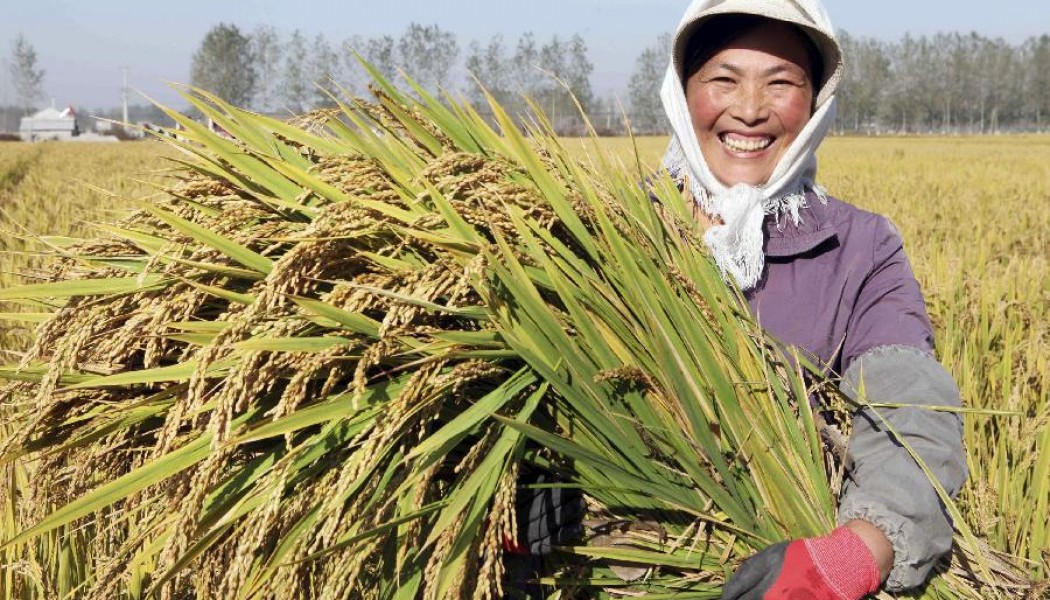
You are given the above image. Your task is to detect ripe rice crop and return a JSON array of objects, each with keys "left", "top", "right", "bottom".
[
  {"left": 0, "top": 90, "right": 1046, "bottom": 599},
  {"left": 818, "top": 137, "right": 1050, "bottom": 578}
]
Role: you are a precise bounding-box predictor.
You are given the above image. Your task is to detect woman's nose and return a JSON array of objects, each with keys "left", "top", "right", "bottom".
[{"left": 729, "top": 84, "right": 769, "bottom": 124}]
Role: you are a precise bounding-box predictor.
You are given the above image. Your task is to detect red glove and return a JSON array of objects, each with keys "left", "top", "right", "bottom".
[
  {"left": 502, "top": 535, "right": 528, "bottom": 555},
  {"left": 722, "top": 526, "right": 882, "bottom": 600}
]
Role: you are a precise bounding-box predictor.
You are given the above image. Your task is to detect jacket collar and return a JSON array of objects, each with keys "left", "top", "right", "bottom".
[{"left": 763, "top": 192, "right": 839, "bottom": 258}]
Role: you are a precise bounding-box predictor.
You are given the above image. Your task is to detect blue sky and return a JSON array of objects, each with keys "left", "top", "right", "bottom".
[{"left": 1, "top": 0, "right": 1048, "bottom": 110}]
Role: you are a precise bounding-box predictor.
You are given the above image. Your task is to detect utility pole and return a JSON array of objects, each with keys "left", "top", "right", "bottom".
[
  {"left": 122, "top": 66, "right": 129, "bottom": 127},
  {"left": 0, "top": 57, "right": 8, "bottom": 133}
]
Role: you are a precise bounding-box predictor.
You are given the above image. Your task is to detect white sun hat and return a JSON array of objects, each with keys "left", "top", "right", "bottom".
[{"left": 670, "top": 0, "right": 843, "bottom": 108}]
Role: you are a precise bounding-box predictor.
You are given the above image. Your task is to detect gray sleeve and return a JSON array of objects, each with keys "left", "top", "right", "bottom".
[{"left": 836, "top": 345, "right": 968, "bottom": 592}]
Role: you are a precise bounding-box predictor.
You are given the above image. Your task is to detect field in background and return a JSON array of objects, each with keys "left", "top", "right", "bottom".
[
  {"left": 819, "top": 137, "right": 1049, "bottom": 571},
  {"left": 0, "top": 135, "right": 1047, "bottom": 575},
  {"left": 0, "top": 141, "right": 174, "bottom": 353}
]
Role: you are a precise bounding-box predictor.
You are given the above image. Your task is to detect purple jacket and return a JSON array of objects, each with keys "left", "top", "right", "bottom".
[
  {"left": 745, "top": 194, "right": 934, "bottom": 376},
  {"left": 741, "top": 194, "right": 966, "bottom": 591}
]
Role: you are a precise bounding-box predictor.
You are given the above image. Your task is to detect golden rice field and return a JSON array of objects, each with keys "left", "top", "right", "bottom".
[
  {"left": 0, "top": 142, "right": 176, "bottom": 354},
  {"left": 0, "top": 134, "right": 1047, "bottom": 589}
]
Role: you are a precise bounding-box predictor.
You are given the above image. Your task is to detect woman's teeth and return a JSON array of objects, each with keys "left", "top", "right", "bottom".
[{"left": 721, "top": 135, "right": 773, "bottom": 153}]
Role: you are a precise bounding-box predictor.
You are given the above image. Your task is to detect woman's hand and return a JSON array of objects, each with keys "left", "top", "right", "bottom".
[{"left": 722, "top": 525, "right": 885, "bottom": 600}]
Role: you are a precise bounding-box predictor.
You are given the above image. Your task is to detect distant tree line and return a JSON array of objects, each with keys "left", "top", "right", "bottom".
[
  {"left": 190, "top": 24, "right": 1050, "bottom": 136},
  {"left": 190, "top": 23, "right": 599, "bottom": 134},
  {"left": 3, "top": 27, "right": 1050, "bottom": 136},
  {"left": 837, "top": 31, "right": 1050, "bottom": 134}
]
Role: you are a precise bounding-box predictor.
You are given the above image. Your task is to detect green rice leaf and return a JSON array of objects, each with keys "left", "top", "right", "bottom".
[
  {"left": 290, "top": 296, "right": 381, "bottom": 337},
  {"left": 0, "top": 312, "right": 51, "bottom": 323},
  {"left": 65, "top": 358, "right": 235, "bottom": 390},
  {"left": 142, "top": 204, "right": 274, "bottom": 275},
  {"left": 1, "top": 433, "right": 213, "bottom": 548},
  {"left": 0, "top": 275, "right": 166, "bottom": 300}
]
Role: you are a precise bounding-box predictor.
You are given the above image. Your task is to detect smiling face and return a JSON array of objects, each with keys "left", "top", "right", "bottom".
[{"left": 684, "top": 21, "right": 816, "bottom": 187}]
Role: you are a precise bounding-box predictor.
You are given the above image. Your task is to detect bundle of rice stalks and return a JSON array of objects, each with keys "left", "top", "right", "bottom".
[{"left": 0, "top": 67, "right": 1035, "bottom": 599}]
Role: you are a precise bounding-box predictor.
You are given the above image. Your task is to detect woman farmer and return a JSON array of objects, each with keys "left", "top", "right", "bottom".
[
  {"left": 515, "top": 1, "right": 968, "bottom": 598},
  {"left": 667, "top": 0, "right": 967, "bottom": 597}
]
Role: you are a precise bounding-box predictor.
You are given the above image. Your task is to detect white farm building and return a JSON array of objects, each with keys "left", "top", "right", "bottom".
[{"left": 19, "top": 106, "right": 80, "bottom": 141}]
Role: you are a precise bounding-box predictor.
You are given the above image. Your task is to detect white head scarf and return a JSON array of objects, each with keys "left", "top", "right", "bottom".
[{"left": 661, "top": 0, "right": 844, "bottom": 290}]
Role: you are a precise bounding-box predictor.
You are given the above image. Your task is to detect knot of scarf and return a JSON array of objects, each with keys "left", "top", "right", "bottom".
[
  {"left": 663, "top": 135, "right": 824, "bottom": 291},
  {"left": 702, "top": 184, "right": 769, "bottom": 290}
]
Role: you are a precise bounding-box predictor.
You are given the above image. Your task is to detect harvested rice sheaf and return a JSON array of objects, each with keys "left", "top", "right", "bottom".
[{"left": 0, "top": 75, "right": 1037, "bottom": 599}]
